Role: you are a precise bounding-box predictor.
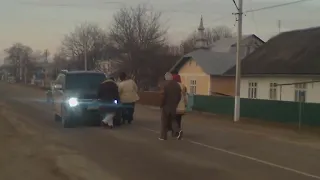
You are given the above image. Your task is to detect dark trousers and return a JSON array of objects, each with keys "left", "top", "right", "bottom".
[
  {"left": 161, "top": 110, "right": 180, "bottom": 139},
  {"left": 122, "top": 102, "right": 135, "bottom": 123},
  {"left": 176, "top": 114, "right": 182, "bottom": 128},
  {"left": 168, "top": 114, "right": 183, "bottom": 131}
]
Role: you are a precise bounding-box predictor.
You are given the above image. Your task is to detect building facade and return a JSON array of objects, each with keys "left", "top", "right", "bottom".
[{"left": 240, "top": 76, "right": 320, "bottom": 103}]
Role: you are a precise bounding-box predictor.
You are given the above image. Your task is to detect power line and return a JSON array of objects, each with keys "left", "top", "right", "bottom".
[
  {"left": 248, "top": 0, "right": 259, "bottom": 35},
  {"left": 232, "top": 0, "right": 239, "bottom": 10},
  {"left": 15, "top": 1, "right": 234, "bottom": 25},
  {"left": 16, "top": 1, "right": 232, "bottom": 17},
  {"left": 17, "top": 1, "right": 124, "bottom": 9},
  {"left": 245, "top": 0, "right": 313, "bottom": 13}
]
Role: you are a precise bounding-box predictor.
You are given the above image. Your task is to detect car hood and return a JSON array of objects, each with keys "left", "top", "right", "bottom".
[{"left": 65, "top": 89, "right": 98, "bottom": 99}]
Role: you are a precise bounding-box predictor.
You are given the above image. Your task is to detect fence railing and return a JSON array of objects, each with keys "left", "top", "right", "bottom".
[{"left": 137, "top": 91, "right": 320, "bottom": 127}]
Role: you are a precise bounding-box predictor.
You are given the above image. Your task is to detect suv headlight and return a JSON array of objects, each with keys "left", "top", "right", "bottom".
[
  {"left": 68, "top": 97, "right": 79, "bottom": 107},
  {"left": 113, "top": 100, "right": 118, "bottom": 104}
]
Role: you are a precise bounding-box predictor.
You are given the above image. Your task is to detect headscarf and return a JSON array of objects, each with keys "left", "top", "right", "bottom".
[
  {"left": 172, "top": 74, "right": 181, "bottom": 83},
  {"left": 164, "top": 72, "right": 173, "bottom": 80}
]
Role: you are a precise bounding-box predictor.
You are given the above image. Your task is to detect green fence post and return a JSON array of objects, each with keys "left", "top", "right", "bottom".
[{"left": 187, "top": 94, "right": 194, "bottom": 112}]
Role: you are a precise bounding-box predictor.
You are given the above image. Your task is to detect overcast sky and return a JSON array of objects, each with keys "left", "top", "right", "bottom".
[{"left": 0, "top": 0, "right": 319, "bottom": 63}]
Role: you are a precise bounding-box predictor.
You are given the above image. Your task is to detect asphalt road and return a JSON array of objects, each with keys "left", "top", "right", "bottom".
[{"left": 1, "top": 82, "right": 320, "bottom": 180}]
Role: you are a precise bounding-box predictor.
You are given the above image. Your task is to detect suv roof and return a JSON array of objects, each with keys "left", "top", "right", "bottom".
[{"left": 65, "top": 71, "right": 105, "bottom": 75}]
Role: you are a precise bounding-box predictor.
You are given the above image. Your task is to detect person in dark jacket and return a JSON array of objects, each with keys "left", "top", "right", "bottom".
[
  {"left": 97, "top": 77, "right": 120, "bottom": 128},
  {"left": 159, "top": 72, "right": 182, "bottom": 140}
]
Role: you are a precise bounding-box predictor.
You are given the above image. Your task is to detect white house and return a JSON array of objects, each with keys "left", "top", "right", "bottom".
[
  {"left": 224, "top": 27, "right": 320, "bottom": 103},
  {"left": 240, "top": 76, "right": 320, "bottom": 103}
]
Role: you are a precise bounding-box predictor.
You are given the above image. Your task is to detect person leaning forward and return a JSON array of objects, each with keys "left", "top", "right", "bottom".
[
  {"left": 98, "top": 77, "right": 120, "bottom": 128},
  {"left": 159, "top": 72, "right": 183, "bottom": 140}
]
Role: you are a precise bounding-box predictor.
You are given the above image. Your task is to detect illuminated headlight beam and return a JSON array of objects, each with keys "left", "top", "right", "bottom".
[{"left": 68, "top": 97, "right": 79, "bottom": 107}]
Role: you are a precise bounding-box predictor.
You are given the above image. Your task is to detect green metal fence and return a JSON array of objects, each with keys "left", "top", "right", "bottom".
[{"left": 193, "top": 95, "right": 320, "bottom": 126}]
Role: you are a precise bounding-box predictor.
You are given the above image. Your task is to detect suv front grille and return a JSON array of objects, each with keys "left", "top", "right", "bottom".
[{"left": 79, "top": 94, "right": 97, "bottom": 99}]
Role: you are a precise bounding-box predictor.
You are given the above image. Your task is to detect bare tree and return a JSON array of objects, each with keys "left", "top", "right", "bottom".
[
  {"left": 61, "top": 22, "right": 109, "bottom": 70},
  {"left": 51, "top": 49, "right": 68, "bottom": 78},
  {"left": 108, "top": 4, "right": 173, "bottom": 88},
  {"left": 181, "top": 25, "right": 233, "bottom": 54},
  {"left": 4, "top": 43, "right": 33, "bottom": 81}
]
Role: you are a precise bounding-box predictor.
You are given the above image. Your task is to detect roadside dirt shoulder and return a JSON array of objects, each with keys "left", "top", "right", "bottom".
[{"left": 0, "top": 102, "right": 120, "bottom": 180}]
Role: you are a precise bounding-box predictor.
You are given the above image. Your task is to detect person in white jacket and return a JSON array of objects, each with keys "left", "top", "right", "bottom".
[{"left": 118, "top": 72, "right": 139, "bottom": 124}]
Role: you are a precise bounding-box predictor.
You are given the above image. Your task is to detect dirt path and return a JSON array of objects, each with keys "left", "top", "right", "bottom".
[{"left": 0, "top": 102, "right": 120, "bottom": 180}]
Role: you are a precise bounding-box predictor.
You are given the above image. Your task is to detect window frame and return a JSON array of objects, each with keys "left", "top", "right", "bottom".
[
  {"left": 189, "top": 79, "right": 197, "bottom": 94},
  {"left": 294, "top": 83, "right": 306, "bottom": 102},
  {"left": 248, "top": 82, "right": 258, "bottom": 99},
  {"left": 269, "top": 83, "right": 277, "bottom": 100}
]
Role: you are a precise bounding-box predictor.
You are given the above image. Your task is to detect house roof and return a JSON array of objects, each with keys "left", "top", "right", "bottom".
[
  {"left": 170, "top": 49, "right": 236, "bottom": 75},
  {"left": 209, "top": 34, "right": 264, "bottom": 52},
  {"left": 224, "top": 27, "right": 320, "bottom": 75}
]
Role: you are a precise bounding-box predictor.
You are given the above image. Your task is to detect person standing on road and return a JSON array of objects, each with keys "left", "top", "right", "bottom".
[
  {"left": 118, "top": 72, "right": 139, "bottom": 124},
  {"left": 159, "top": 72, "right": 183, "bottom": 140},
  {"left": 98, "top": 77, "right": 120, "bottom": 129},
  {"left": 172, "top": 74, "right": 188, "bottom": 130}
]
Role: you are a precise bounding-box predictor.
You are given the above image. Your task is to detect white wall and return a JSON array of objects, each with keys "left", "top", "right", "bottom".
[{"left": 240, "top": 77, "right": 320, "bottom": 103}]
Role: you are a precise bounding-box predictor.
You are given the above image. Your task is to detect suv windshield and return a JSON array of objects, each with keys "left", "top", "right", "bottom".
[{"left": 65, "top": 73, "right": 106, "bottom": 90}]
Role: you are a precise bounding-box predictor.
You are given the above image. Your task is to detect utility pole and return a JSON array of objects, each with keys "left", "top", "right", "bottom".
[
  {"left": 44, "top": 49, "right": 48, "bottom": 87},
  {"left": 19, "top": 54, "right": 23, "bottom": 82},
  {"left": 24, "top": 52, "right": 27, "bottom": 84},
  {"left": 44, "top": 49, "right": 48, "bottom": 63},
  {"left": 278, "top": 20, "right": 281, "bottom": 34},
  {"left": 84, "top": 43, "right": 88, "bottom": 71},
  {"left": 234, "top": 0, "right": 243, "bottom": 122}
]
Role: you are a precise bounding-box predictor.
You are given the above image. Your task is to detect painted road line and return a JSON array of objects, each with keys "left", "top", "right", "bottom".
[{"left": 138, "top": 126, "right": 320, "bottom": 180}]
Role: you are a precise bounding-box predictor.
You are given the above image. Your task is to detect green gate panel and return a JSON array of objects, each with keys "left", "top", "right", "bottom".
[{"left": 192, "top": 95, "right": 320, "bottom": 126}]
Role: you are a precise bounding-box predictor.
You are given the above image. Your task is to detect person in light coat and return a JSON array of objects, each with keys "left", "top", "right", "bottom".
[
  {"left": 118, "top": 72, "right": 139, "bottom": 124},
  {"left": 172, "top": 74, "right": 188, "bottom": 129}
]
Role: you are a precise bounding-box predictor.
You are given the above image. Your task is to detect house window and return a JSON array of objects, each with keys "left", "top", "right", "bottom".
[
  {"left": 248, "top": 82, "right": 257, "bottom": 99},
  {"left": 190, "top": 79, "right": 197, "bottom": 94},
  {"left": 294, "top": 83, "right": 306, "bottom": 102},
  {"left": 269, "top": 83, "right": 277, "bottom": 100}
]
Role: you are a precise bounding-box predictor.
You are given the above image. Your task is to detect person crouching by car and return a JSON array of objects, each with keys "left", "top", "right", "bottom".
[
  {"left": 118, "top": 72, "right": 139, "bottom": 124},
  {"left": 97, "top": 77, "right": 120, "bottom": 129}
]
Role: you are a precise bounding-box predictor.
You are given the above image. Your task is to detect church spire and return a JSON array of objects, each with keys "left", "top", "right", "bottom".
[
  {"left": 195, "top": 15, "right": 208, "bottom": 49},
  {"left": 198, "top": 15, "right": 204, "bottom": 31}
]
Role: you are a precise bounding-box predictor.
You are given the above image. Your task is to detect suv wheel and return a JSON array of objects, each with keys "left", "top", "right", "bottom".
[
  {"left": 54, "top": 114, "right": 61, "bottom": 122},
  {"left": 61, "top": 106, "right": 74, "bottom": 128},
  {"left": 62, "top": 116, "right": 73, "bottom": 128}
]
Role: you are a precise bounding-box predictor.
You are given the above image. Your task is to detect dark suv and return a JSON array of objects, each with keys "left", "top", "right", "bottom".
[{"left": 49, "top": 71, "right": 117, "bottom": 128}]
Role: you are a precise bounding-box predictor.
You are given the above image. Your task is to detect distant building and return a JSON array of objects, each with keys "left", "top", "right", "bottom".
[
  {"left": 224, "top": 27, "right": 320, "bottom": 103},
  {"left": 170, "top": 16, "right": 264, "bottom": 96}
]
